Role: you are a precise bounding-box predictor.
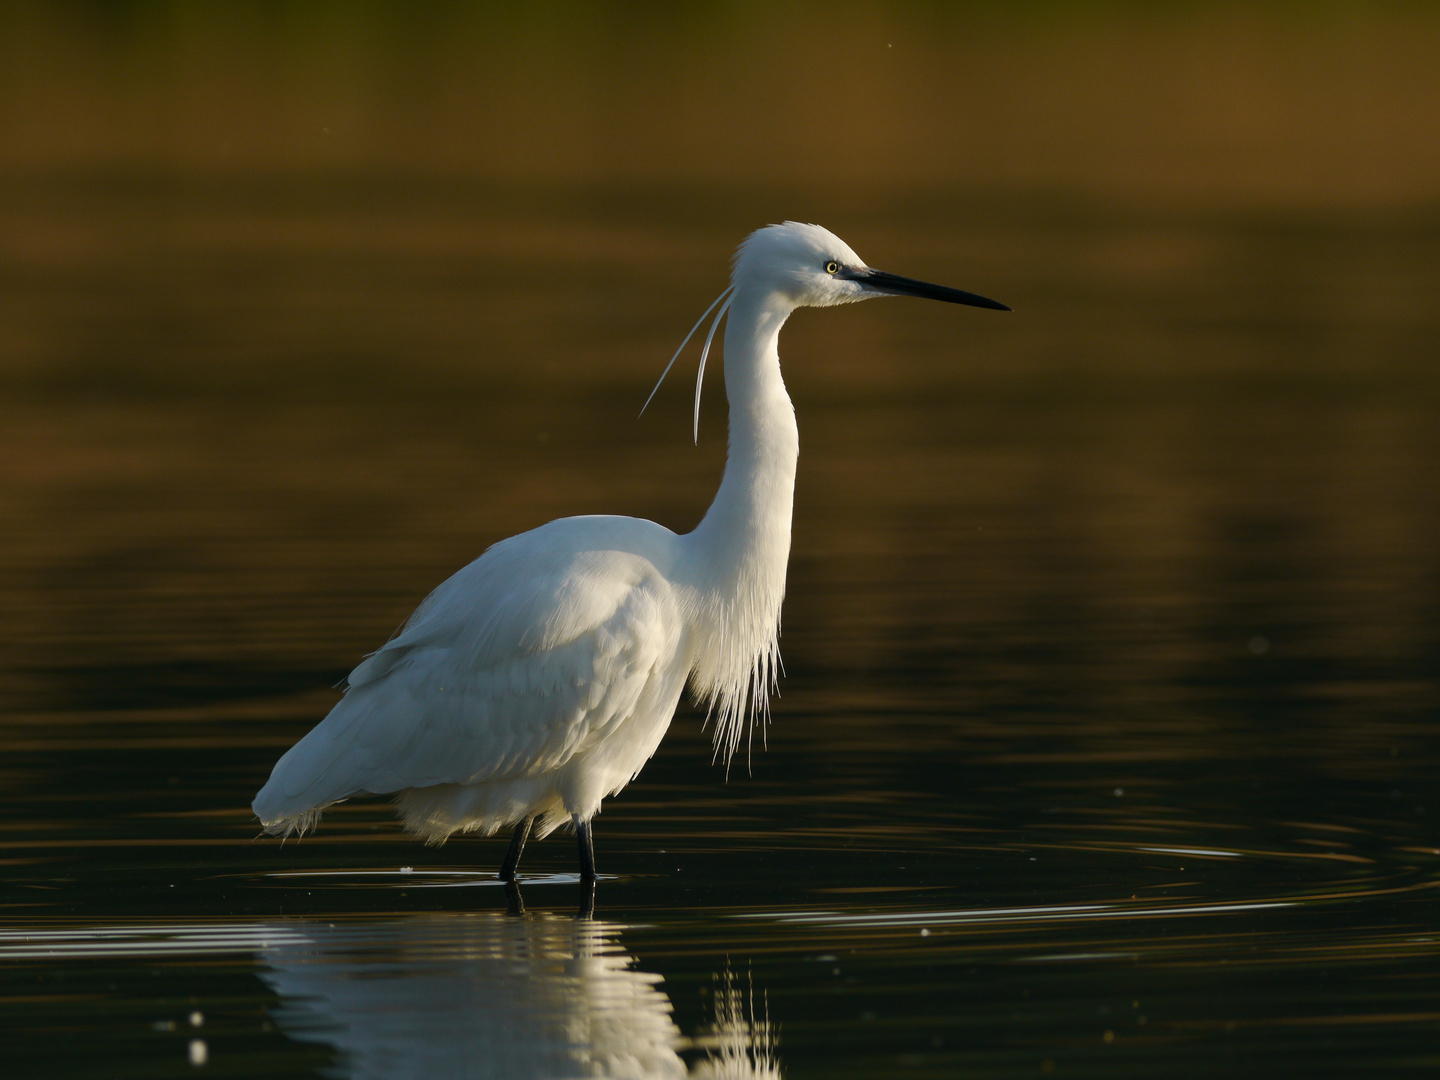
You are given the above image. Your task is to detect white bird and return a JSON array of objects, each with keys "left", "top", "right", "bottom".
[{"left": 252, "top": 221, "right": 1008, "bottom": 884}]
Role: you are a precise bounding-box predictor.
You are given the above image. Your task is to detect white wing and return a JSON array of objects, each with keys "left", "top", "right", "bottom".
[{"left": 252, "top": 516, "right": 686, "bottom": 829}]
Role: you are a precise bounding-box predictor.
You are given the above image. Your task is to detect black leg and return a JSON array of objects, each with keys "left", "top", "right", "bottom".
[
  {"left": 498, "top": 816, "right": 534, "bottom": 881},
  {"left": 576, "top": 816, "right": 596, "bottom": 881},
  {"left": 577, "top": 876, "right": 596, "bottom": 920},
  {"left": 503, "top": 879, "right": 526, "bottom": 917}
]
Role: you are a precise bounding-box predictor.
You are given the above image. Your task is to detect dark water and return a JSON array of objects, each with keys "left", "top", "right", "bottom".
[{"left": 1, "top": 172, "right": 1439, "bottom": 1079}]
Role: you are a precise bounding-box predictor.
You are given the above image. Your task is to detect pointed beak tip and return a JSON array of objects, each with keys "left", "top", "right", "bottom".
[{"left": 851, "top": 268, "right": 1010, "bottom": 312}]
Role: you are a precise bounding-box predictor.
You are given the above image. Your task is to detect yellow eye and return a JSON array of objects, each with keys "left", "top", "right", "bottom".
[{"left": 825, "top": 261, "right": 840, "bottom": 274}]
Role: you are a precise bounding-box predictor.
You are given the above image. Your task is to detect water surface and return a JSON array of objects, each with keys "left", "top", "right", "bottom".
[{"left": 1, "top": 166, "right": 1439, "bottom": 1079}]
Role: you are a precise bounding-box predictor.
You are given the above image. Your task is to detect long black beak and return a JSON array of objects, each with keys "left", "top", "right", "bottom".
[{"left": 838, "top": 267, "right": 1011, "bottom": 311}]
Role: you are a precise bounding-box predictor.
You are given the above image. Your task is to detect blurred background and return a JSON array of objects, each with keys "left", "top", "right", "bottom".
[
  {"left": 2, "top": 3, "right": 1439, "bottom": 1077},
  {"left": 2, "top": 0, "right": 1436, "bottom": 712}
]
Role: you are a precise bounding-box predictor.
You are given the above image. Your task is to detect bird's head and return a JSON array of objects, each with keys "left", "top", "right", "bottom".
[
  {"left": 643, "top": 222, "right": 1009, "bottom": 441},
  {"left": 732, "top": 221, "right": 1011, "bottom": 312}
]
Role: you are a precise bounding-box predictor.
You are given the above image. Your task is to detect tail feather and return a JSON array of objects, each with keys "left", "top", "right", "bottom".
[
  {"left": 251, "top": 682, "right": 399, "bottom": 831},
  {"left": 253, "top": 803, "right": 330, "bottom": 839}
]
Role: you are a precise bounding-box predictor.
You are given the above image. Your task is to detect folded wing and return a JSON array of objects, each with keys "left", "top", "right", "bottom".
[{"left": 252, "top": 517, "right": 684, "bottom": 831}]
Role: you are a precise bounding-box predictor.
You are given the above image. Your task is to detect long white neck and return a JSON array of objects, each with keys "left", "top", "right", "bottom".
[{"left": 682, "top": 287, "right": 799, "bottom": 763}]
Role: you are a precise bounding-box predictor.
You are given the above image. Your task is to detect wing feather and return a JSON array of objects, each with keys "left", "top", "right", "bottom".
[{"left": 253, "top": 517, "right": 683, "bottom": 829}]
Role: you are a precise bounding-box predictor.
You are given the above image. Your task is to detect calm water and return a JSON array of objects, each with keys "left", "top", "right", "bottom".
[{"left": 1, "top": 173, "right": 1439, "bottom": 1079}]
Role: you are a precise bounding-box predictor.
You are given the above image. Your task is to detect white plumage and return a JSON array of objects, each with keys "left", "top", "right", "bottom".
[{"left": 252, "top": 222, "right": 1007, "bottom": 878}]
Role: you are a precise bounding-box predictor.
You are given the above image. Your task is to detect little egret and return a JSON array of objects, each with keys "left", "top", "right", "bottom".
[{"left": 252, "top": 221, "right": 1008, "bottom": 884}]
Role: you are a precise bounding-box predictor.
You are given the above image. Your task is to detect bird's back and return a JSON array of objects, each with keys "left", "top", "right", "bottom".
[{"left": 252, "top": 515, "right": 689, "bottom": 839}]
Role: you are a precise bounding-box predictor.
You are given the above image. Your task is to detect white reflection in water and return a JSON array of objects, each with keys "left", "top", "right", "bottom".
[
  {"left": 257, "top": 911, "right": 778, "bottom": 1080},
  {"left": 688, "top": 966, "right": 779, "bottom": 1080}
]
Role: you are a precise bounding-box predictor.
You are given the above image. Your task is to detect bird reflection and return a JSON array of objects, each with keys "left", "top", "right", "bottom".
[
  {"left": 687, "top": 966, "right": 779, "bottom": 1080},
  {"left": 257, "top": 904, "right": 779, "bottom": 1079}
]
